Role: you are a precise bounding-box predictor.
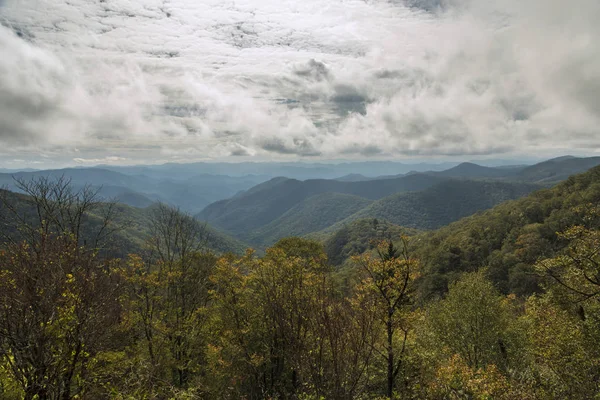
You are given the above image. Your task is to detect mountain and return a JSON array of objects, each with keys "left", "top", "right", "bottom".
[
  {"left": 318, "top": 165, "right": 600, "bottom": 298},
  {"left": 308, "top": 179, "right": 541, "bottom": 252},
  {"left": 97, "top": 161, "right": 461, "bottom": 180},
  {"left": 515, "top": 156, "right": 600, "bottom": 183},
  {"left": 419, "top": 156, "right": 600, "bottom": 183},
  {"left": 0, "top": 168, "right": 140, "bottom": 188},
  {"left": 334, "top": 173, "right": 370, "bottom": 182},
  {"left": 113, "top": 191, "right": 155, "bottom": 208},
  {"left": 0, "top": 188, "right": 249, "bottom": 256},
  {"left": 196, "top": 174, "right": 448, "bottom": 236},
  {"left": 247, "top": 192, "right": 373, "bottom": 247},
  {"left": 413, "top": 166, "right": 600, "bottom": 298},
  {"left": 197, "top": 156, "right": 600, "bottom": 246},
  {"left": 0, "top": 168, "right": 39, "bottom": 173},
  {"left": 329, "top": 180, "right": 541, "bottom": 232},
  {"left": 0, "top": 168, "right": 268, "bottom": 213},
  {"left": 431, "top": 162, "right": 521, "bottom": 178}
]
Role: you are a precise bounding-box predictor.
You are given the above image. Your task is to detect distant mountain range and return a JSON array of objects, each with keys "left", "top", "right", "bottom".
[
  {"left": 2, "top": 156, "right": 600, "bottom": 250},
  {"left": 196, "top": 173, "right": 448, "bottom": 239},
  {"left": 196, "top": 156, "right": 600, "bottom": 247},
  {"left": 0, "top": 168, "right": 267, "bottom": 214}
]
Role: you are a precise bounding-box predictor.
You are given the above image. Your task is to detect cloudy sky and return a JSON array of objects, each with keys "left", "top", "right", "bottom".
[{"left": 0, "top": 0, "right": 599, "bottom": 168}]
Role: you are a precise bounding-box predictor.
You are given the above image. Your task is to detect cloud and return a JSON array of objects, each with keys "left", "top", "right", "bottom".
[
  {"left": 73, "top": 156, "right": 128, "bottom": 164},
  {"left": 0, "top": 0, "right": 599, "bottom": 167},
  {"left": 294, "top": 59, "right": 331, "bottom": 82}
]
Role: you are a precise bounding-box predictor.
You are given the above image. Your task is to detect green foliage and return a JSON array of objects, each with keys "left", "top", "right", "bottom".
[
  {"left": 352, "top": 238, "right": 421, "bottom": 398},
  {"left": 0, "top": 189, "right": 249, "bottom": 257},
  {"left": 3, "top": 166, "right": 600, "bottom": 398},
  {"left": 0, "top": 359, "right": 23, "bottom": 400},
  {"left": 413, "top": 166, "right": 600, "bottom": 298},
  {"left": 318, "top": 218, "right": 415, "bottom": 267},
  {"left": 518, "top": 295, "right": 600, "bottom": 398},
  {"left": 425, "top": 272, "right": 514, "bottom": 370}
]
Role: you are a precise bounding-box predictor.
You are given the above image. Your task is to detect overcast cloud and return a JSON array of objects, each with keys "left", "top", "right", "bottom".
[{"left": 0, "top": 0, "right": 598, "bottom": 167}]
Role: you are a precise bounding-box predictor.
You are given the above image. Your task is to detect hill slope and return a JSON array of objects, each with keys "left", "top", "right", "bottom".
[
  {"left": 319, "top": 218, "right": 416, "bottom": 266},
  {"left": 516, "top": 156, "right": 600, "bottom": 183},
  {"left": 0, "top": 189, "right": 249, "bottom": 256},
  {"left": 197, "top": 173, "right": 448, "bottom": 236},
  {"left": 319, "top": 166, "right": 600, "bottom": 298},
  {"left": 409, "top": 165, "right": 600, "bottom": 298},
  {"left": 246, "top": 192, "right": 373, "bottom": 247},
  {"left": 432, "top": 162, "right": 520, "bottom": 178},
  {"left": 322, "top": 180, "right": 542, "bottom": 233}
]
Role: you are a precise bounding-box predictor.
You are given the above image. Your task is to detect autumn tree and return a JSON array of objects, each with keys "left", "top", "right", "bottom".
[
  {"left": 426, "top": 271, "right": 513, "bottom": 371},
  {"left": 530, "top": 219, "right": 600, "bottom": 396},
  {"left": 352, "top": 237, "right": 419, "bottom": 398},
  {"left": 122, "top": 203, "right": 214, "bottom": 394}
]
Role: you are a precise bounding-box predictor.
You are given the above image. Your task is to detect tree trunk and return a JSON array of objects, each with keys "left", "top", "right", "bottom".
[{"left": 387, "top": 310, "right": 394, "bottom": 399}]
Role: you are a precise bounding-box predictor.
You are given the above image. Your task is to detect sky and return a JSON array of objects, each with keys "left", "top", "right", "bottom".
[{"left": 0, "top": 0, "right": 599, "bottom": 168}]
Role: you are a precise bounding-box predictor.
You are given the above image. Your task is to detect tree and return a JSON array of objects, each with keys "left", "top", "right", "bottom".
[
  {"left": 426, "top": 271, "right": 512, "bottom": 371},
  {"left": 123, "top": 203, "right": 214, "bottom": 393},
  {"left": 536, "top": 224, "right": 600, "bottom": 308},
  {"left": 519, "top": 295, "right": 600, "bottom": 398},
  {"left": 352, "top": 237, "right": 419, "bottom": 398},
  {"left": 0, "top": 175, "right": 118, "bottom": 252},
  {"left": 530, "top": 220, "right": 600, "bottom": 397},
  {"left": 0, "top": 177, "right": 123, "bottom": 400}
]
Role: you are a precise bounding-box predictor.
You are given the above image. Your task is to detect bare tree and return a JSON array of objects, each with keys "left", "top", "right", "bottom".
[
  {"left": 0, "top": 176, "right": 124, "bottom": 400},
  {"left": 130, "top": 203, "right": 213, "bottom": 388},
  {"left": 146, "top": 202, "right": 209, "bottom": 266},
  {"left": 0, "top": 175, "right": 120, "bottom": 253}
]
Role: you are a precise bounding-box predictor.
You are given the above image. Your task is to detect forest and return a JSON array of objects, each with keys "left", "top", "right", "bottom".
[{"left": 1, "top": 164, "right": 600, "bottom": 399}]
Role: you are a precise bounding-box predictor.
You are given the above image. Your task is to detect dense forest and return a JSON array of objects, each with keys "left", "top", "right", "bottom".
[{"left": 1, "top": 164, "right": 600, "bottom": 399}]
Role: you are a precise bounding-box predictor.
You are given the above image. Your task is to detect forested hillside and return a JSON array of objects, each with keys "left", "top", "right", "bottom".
[
  {"left": 247, "top": 192, "right": 373, "bottom": 246},
  {"left": 197, "top": 173, "right": 447, "bottom": 235},
  {"left": 197, "top": 157, "right": 600, "bottom": 246},
  {"left": 0, "top": 184, "right": 248, "bottom": 257},
  {"left": 411, "top": 165, "right": 600, "bottom": 299},
  {"left": 515, "top": 155, "right": 600, "bottom": 183},
  {"left": 320, "top": 180, "right": 541, "bottom": 235},
  {"left": 2, "top": 165, "right": 600, "bottom": 399},
  {"left": 316, "top": 218, "right": 416, "bottom": 266}
]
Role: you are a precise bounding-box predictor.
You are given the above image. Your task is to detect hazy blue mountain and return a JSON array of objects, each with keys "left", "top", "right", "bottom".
[
  {"left": 515, "top": 156, "right": 600, "bottom": 183},
  {"left": 420, "top": 157, "right": 600, "bottom": 183},
  {"left": 0, "top": 168, "right": 40, "bottom": 173},
  {"left": 334, "top": 173, "right": 371, "bottom": 182},
  {"left": 431, "top": 162, "right": 523, "bottom": 178},
  {"left": 3, "top": 156, "right": 598, "bottom": 229},
  {"left": 97, "top": 161, "right": 461, "bottom": 180},
  {"left": 0, "top": 168, "right": 268, "bottom": 213}
]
